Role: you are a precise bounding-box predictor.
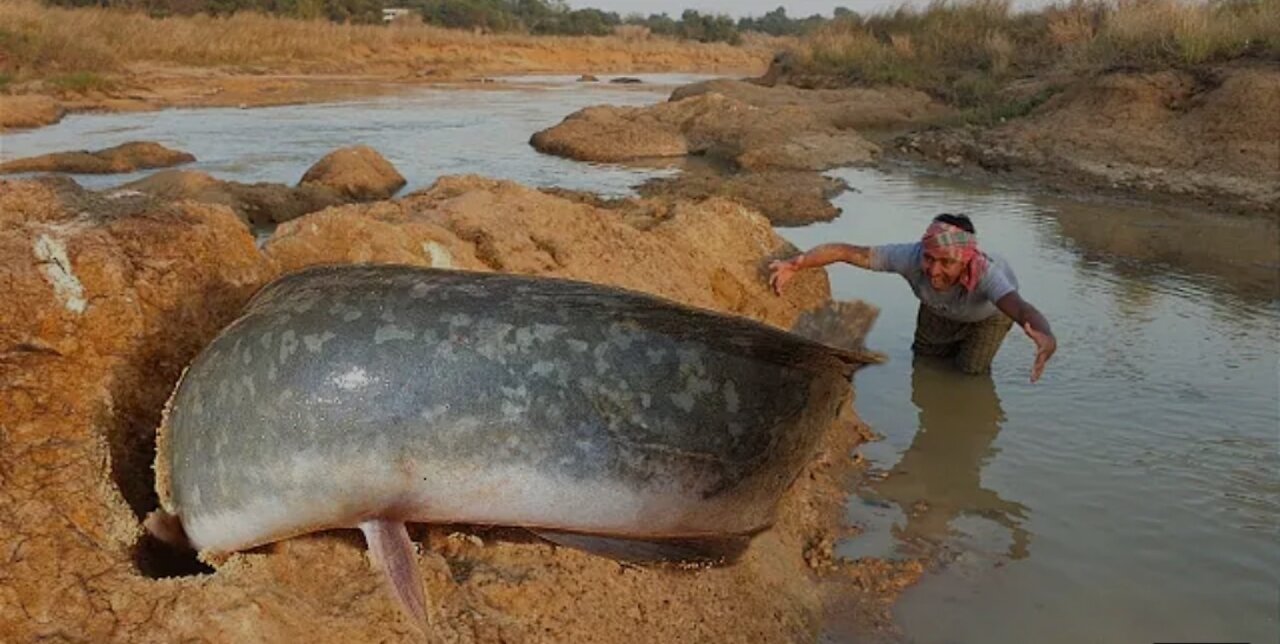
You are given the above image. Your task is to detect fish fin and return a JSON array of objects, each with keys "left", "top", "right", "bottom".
[
  {"left": 790, "top": 300, "right": 886, "bottom": 369},
  {"left": 360, "top": 519, "right": 431, "bottom": 634},
  {"left": 143, "top": 509, "right": 191, "bottom": 550},
  {"left": 532, "top": 530, "right": 750, "bottom": 565}
]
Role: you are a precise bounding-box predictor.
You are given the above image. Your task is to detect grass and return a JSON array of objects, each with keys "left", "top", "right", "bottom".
[
  {"left": 48, "top": 71, "right": 117, "bottom": 93},
  {"left": 789, "top": 0, "right": 1280, "bottom": 115},
  {"left": 0, "top": 0, "right": 772, "bottom": 88}
]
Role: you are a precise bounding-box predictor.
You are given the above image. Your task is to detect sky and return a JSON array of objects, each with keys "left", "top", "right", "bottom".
[{"left": 565, "top": 0, "right": 1054, "bottom": 18}]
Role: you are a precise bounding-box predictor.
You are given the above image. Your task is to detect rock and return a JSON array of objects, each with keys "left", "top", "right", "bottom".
[
  {"left": 609, "top": 76, "right": 643, "bottom": 84},
  {"left": 532, "top": 90, "right": 883, "bottom": 226},
  {"left": 298, "top": 145, "right": 406, "bottom": 201},
  {"left": 670, "top": 78, "right": 949, "bottom": 131},
  {"left": 0, "top": 141, "right": 196, "bottom": 175},
  {"left": 264, "top": 201, "right": 483, "bottom": 274},
  {"left": 533, "top": 92, "right": 879, "bottom": 171},
  {"left": 577, "top": 74, "right": 600, "bottom": 82},
  {"left": 0, "top": 173, "right": 894, "bottom": 641},
  {"left": 638, "top": 169, "right": 849, "bottom": 227},
  {"left": 120, "top": 169, "right": 345, "bottom": 228},
  {"left": 0, "top": 95, "right": 66, "bottom": 130},
  {"left": 530, "top": 104, "right": 689, "bottom": 162}
]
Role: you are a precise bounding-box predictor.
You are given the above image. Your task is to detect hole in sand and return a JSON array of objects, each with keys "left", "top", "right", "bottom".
[{"left": 133, "top": 532, "right": 215, "bottom": 579}]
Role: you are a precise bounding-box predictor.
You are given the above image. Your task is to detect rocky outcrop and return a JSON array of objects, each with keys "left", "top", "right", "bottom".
[
  {"left": 1, "top": 173, "right": 902, "bottom": 643},
  {"left": 298, "top": 145, "right": 407, "bottom": 201},
  {"left": 897, "top": 66, "right": 1280, "bottom": 214},
  {"left": 532, "top": 92, "right": 879, "bottom": 172},
  {"left": 0, "top": 95, "right": 66, "bottom": 130},
  {"left": 0, "top": 141, "right": 195, "bottom": 175},
  {"left": 671, "top": 78, "right": 949, "bottom": 131},
  {"left": 531, "top": 91, "right": 887, "bottom": 226},
  {"left": 119, "top": 169, "right": 345, "bottom": 228},
  {"left": 638, "top": 169, "right": 850, "bottom": 226}
]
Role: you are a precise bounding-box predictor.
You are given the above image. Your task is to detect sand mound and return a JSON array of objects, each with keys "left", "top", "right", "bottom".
[
  {"left": 1, "top": 174, "right": 907, "bottom": 642},
  {"left": 899, "top": 65, "right": 1280, "bottom": 213},
  {"left": 0, "top": 141, "right": 195, "bottom": 175}
]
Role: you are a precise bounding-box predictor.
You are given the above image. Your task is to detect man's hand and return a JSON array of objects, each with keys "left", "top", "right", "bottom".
[
  {"left": 768, "top": 257, "right": 801, "bottom": 295},
  {"left": 1022, "top": 322, "right": 1056, "bottom": 383}
]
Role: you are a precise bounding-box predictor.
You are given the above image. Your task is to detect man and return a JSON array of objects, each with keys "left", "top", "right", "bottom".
[{"left": 769, "top": 214, "right": 1057, "bottom": 382}]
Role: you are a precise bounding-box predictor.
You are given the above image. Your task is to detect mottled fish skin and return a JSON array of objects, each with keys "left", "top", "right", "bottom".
[{"left": 158, "top": 265, "right": 858, "bottom": 555}]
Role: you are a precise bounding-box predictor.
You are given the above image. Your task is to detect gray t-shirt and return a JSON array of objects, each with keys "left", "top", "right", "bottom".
[{"left": 870, "top": 242, "right": 1018, "bottom": 322}]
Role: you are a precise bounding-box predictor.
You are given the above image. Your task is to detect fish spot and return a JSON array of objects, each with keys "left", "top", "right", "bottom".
[
  {"left": 34, "top": 234, "right": 86, "bottom": 314},
  {"left": 304, "top": 331, "right": 337, "bottom": 353},
  {"left": 532, "top": 323, "right": 565, "bottom": 342},
  {"left": 420, "top": 404, "right": 449, "bottom": 423},
  {"left": 333, "top": 367, "right": 370, "bottom": 390},
  {"left": 343, "top": 310, "right": 363, "bottom": 322},
  {"left": 375, "top": 324, "right": 415, "bottom": 345},
  {"left": 530, "top": 361, "right": 556, "bottom": 377},
  {"left": 567, "top": 339, "right": 589, "bottom": 353},
  {"left": 670, "top": 392, "right": 695, "bottom": 413},
  {"left": 409, "top": 282, "right": 438, "bottom": 299},
  {"left": 240, "top": 375, "right": 256, "bottom": 399},
  {"left": 646, "top": 348, "right": 667, "bottom": 365},
  {"left": 723, "top": 380, "right": 740, "bottom": 414},
  {"left": 279, "top": 330, "right": 298, "bottom": 363},
  {"left": 502, "top": 400, "right": 524, "bottom": 420}
]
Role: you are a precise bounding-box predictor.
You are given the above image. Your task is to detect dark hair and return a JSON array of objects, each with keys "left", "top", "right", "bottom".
[{"left": 933, "top": 213, "right": 975, "bottom": 234}]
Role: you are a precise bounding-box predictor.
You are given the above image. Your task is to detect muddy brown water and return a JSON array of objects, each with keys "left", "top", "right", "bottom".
[
  {"left": 791, "top": 169, "right": 1279, "bottom": 644},
  {"left": 1, "top": 77, "right": 1276, "bottom": 644}
]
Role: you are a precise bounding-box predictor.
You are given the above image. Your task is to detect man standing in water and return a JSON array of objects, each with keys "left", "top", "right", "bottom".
[{"left": 769, "top": 214, "right": 1057, "bottom": 382}]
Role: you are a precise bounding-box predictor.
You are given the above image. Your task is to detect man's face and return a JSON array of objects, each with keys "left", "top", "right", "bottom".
[{"left": 923, "top": 252, "right": 966, "bottom": 291}]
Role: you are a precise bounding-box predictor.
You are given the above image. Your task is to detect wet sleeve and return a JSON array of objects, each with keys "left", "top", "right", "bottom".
[{"left": 868, "top": 243, "right": 918, "bottom": 275}]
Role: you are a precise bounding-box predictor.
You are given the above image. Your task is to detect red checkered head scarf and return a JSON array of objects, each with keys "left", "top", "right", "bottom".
[{"left": 921, "top": 220, "right": 989, "bottom": 292}]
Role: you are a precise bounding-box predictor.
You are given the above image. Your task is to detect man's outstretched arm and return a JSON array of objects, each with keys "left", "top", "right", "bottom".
[{"left": 769, "top": 244, "right": 874, "bottom": 295}]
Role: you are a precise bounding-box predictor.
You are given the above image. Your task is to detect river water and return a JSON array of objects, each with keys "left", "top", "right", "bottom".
[{"left": 2, "top": 75, "right": 1276, "bottom": 644}]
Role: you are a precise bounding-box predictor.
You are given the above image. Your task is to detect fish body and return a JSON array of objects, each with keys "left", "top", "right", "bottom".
[{"left": 154, "top": 264, "right": 860, "bottom": 626}]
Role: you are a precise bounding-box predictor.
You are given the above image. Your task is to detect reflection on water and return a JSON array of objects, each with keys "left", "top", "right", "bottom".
[
  {"left": 865, "top": 358, "right": 1031, "bottom": 561},
  {"left": 1049, "top": 200, "right": 1280, "bottom": 302}
]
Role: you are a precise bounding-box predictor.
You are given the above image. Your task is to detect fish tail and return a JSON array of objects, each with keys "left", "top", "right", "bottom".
[{"left": 360, "top": 519, "right": 432, "bottom": 635}]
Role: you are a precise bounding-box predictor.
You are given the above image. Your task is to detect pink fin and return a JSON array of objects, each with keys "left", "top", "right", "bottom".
[
  {"left": 143, "top": 509, "right": 191, "bottom": 550},
  {"left": 359, "top": 519, "right": 431, "bottom": 633}
]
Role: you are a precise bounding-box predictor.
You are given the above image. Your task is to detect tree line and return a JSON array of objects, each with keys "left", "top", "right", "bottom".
[{"left": 43, "top": 0, "right": 856, "bottom": 41}]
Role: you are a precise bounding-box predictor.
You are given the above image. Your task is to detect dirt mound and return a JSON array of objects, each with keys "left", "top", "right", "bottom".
[
  {"left": 298, "top": 145, "right": 407, "bottom": 201},
  {"left": 1, "top": 174, "right": 908, "bottom": 642},
  {"left": 532, "top": 92, "right": 878, "bottom": 172},
  {"left": 531, "top": 90, "right": 881, "bottom": 226},
  {"left": 0, "top": 141, "right": 195, "bottom": 175},
  {"left": 638, "top": 169, "right": 849, "bottom": 226},
  {"left": 898, "top": 65, "right": 1280, "bottom": 214},
  {"left": 530, "top": 104, "right": 689, "bottom": 162},
  {"left": 0, "top": 95, "right": 65, "bottom": 130},
  {"left": 671, "top": 79, "right": 949, "bottom": 131},
  {"left": 121, "top": 169, "right": 345, "bottom": 227}
]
